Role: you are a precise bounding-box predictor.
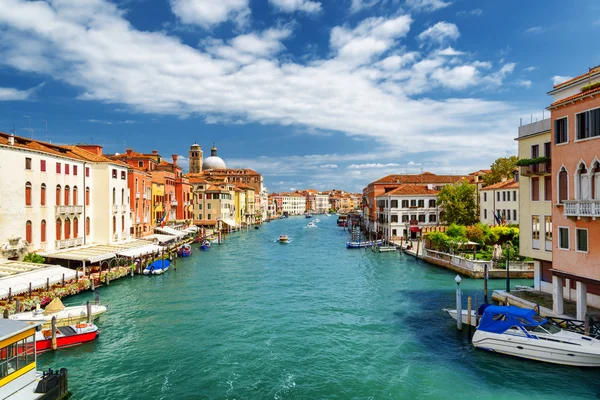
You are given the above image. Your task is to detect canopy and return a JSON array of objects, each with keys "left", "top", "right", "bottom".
[
  {"left": 44, "top": 298, "right": 65, "bottom": 314},
  {"left": 410, "top": 227, "right": 421, "bottom": 233},
  {"left": 154, "top": 226, "right": 187, "bottom": 238},
  {"left": 185, "top": 226, "right": 199, "bottom": 232},
  {"left": 116, "top": 244, "right": 164, "bottom": 258},
  {"left": 40, "top": 240, "right": 160, "bottom": 263},
  {"left": 221, "top": 218, "right": 238, "bottom": 227},
  {"left": 0, "top": 264, "right": 77, "bottom": 299},
  {"left": 142, "top": 234, "right": 178, "bottom": 244},
  {"left": 478, "top": 305, "right": 545, "bottom": 334}
]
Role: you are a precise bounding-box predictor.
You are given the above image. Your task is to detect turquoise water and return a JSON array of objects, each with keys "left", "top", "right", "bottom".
[{"left": 39, "top": 217, "right": 600, "bottom": 399}]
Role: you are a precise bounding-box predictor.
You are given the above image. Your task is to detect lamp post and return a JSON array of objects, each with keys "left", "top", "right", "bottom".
[
  {"left": 455, "top": 275, "right": 462, "bottom": 331},
  {"left": 506, "top": 242, "right": 510, "bottom": 292}
]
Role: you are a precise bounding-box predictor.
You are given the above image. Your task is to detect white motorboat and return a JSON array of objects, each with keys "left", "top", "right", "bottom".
[
  {"left": 307, "top": 222, "right": 316, "bottom": 228},
  {"left": 472, "top": 305, "right": 600, "bottom": 367},
  {"left": 314, "top": 218, "right": 321, "bottom": 223},
  {"left": 10, "top": 298, "right": 107, "bottom": 328},
  {"left": 443, "top": 308, "right": 478, "bottom": 327}
]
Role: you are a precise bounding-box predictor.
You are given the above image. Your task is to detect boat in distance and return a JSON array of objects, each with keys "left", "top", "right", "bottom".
[
  {"left": 472, "top": 305, "right": 600, "bottom": 367},
  {"left": 279, "top": 235, "right": 289, "bottom": 243},
  {"left": 346, "top": 240, "right": 382, "bottom": 249}
]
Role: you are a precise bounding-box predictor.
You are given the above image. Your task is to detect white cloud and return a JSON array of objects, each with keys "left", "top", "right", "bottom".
[
  {"left": 405, "top": 0, "right": 452, "bottom": 12},
  {"left": 524, "top": 66, "right": 537, "bottom": 72},
  {"left": 524, "top": 26, "right": 544, "bottom": 35},
  {"left": 0, "top": 83, "right": 44, "bottom": 101},
  {"left": 431, "top": 65, "right": 478, "bottom": 89},
  {"left": 349, "top": 0, "right": 380, "bottom": 13},
  {"left": 457, "top": 9, "right": 482, "bottom": 17},
  {"left": 320, "top": 164, "right": 338, "bottom": 168},
  {"left": 269, "top": 0, "right": 322, "bottom": 13},
  {"left": 170, "top": 0, "right": 250, "bottom": 28},
  {"left": 86, "top": 119, "right": 138, "bottom": 125},
  {"left": 552, "top": 75, "right": 572, "bottom": 85},
  {"left": 435, "top": 46, "right": 465, "bottom": 56},
  {"left": 516, "top": 80, "right": 532, "bottom": 88},
  {"left": 417, "top": 22, "right": 460, "bottom": 47},
  {"left": 348, "top": 163, "right": 400, "bottom": 169}
]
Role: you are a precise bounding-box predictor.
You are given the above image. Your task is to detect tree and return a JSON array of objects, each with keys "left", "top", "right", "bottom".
[
  {"left": 437, "top": 181, "right": 478, "bottom": 226},
  {"left": 483, "top": 156, "right": 518, "bottom": 186},
  {"left": 23, "top": 252, "right": 45, "bottom": 264}
]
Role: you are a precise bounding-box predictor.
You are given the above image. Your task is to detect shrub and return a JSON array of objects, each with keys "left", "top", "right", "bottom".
[
  {"left": 447, "top": 223, "right": 467, "bottom": 238},
  {"left": 23, "top": 253, "right": 45, "bottom": 264},
  {"left": 581, "top": 82, "right": 600, "bottom": 93}
]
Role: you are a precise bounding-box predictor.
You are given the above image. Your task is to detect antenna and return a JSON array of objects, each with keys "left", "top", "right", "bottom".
[
  {"left": 41, "top": 120, "right": 48, "bottom": 142},
  {"left": 11, "top": 121, "right": 16, "bottom": 135},
  {"left": 23, "top": 115, "right": 32, "bottom": 138}
]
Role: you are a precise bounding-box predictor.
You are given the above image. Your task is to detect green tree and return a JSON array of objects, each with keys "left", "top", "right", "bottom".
[
  {"left": 483, "top": 156, "right": 518, "bottom": 186},
  {"left": 23, "top": 253, "right": 45, "bottom": 264},
  {"left": 437, "top": 181, "right": 478, "bottom": 226}
]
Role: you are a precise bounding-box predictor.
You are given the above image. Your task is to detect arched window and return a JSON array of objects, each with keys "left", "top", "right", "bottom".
[
  {"left": 86, "top": 217, "right": 90, "bottom": 236},
  {"left": 122, "top": 188, "right": 125, "bottom": 205},
  {"left": 112, "top": 188, "right": 116, "bottom": 205},
  {"left": 25, "top": 220, "right": 32, "bottom": 244},
  {"left": 112, "top": 216, "right": 116, "bottom": 234},
  {"left": 64, "top": 217, "right": 71, "bottom": 239},
  {"left": 56, "top": 218, "right": 62, "bottom": 240},
  {"left": 41, "top": 220, "right": 46, "bottom": 243},
  {"left": 56, "top": 185, "right": 61, "bottom": 206},
  {"left": 558, "top": 167, "right": 568, "bottom": 203},
  {"left": 64, "top": 185, "right": 70, "bottom": 206},
  {"left": 86, "top": 187, "right": 90, "bottom": 206},
  {"left": 41, "top": 184, "right": 46, "bottom": 206},
  {"left": 121, "top": 215, "right": 125, "bottom": 232},
  {"left": 592, "top": 161, "right": 600, "bottom": 200},
  {"left": 73, "top": 186, "right": 78, "bottom": 206},
  {"left": 25, "top": 182, "right": 32, "bottom": 206},
  {"left": 73, "top": 217, "right": 79, "bottom": 238},
  {"left": 575, "top": 162, "right": 590, "bottom": 200}
]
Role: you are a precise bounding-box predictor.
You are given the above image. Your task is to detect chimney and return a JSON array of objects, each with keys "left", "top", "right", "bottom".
[
  {"left": 152, "top": 150, "right": 158, "bottom": 155},
  {"left": 126, "top": 148, "right": 133, "bottom": 155},
  {"left": 77, "top": 144, "right": 103, "bottom": 156},
  {"left": 8, "top": 134, "right": 14, "bottom": 146},
  {"left": 172, "top": 154, "right": 178, "bottom": 166}
]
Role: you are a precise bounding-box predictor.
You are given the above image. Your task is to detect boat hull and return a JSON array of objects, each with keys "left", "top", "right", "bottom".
[
  {"left": 472, "top": 331, "right": 600, "bottom": 367},
  {"left": 443, "top": 308, "right": 478, "bottom": 327},
  {"left": 36, "top": 330, "right": 99, "bottom": 353}
]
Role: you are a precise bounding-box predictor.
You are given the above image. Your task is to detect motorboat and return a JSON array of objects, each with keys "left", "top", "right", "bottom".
[
  {"left": 254, "top": 226, "right": 260, "bottom": 230},
  {"left": 177, "top": 244, "right": 192, "bottom": 257},
  {"left": 346, "top": 239, "right": 382, "bottom": 249},
  {"left": 314, "top": 218, "right": 321, "bottom": 223},
  {"left": 307, "top": 222, "right": 316, "bottom": 228},
  {"left": 443, "top": 308, "right": 479, "bottom": 327},
  {"left": 337, "top": 214, "right": 348, "bottom": 227},
  {"left": 279, "top": 235, "right": 289, "bottom": 243},
  {"left": 200, "top": 240, "right": 211, "bottom": 250},
  {"left": 305, "top": 213, "right": 312, "bottom": 218},
  {"left": 10, "top": 298, "right": 107, "bottom": 328},
  {"left": 472, "top": 305, "right": 600, "bottom": 367},
  {"left": 143, "top": 259, "right": 170, "bottom": 275},
  {"left": 36, "top": 322, "right": 100, "bottom": 353}
]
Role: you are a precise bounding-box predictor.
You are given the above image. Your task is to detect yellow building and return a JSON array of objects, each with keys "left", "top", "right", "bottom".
[
  {"left": 516, "top": 118, "right": 553, "bottom": 293},
  {"left": 152, "top": 180, "right": 165, "bottom": 225},
  {"left": 233, "top": 187, "right": 246, "bottom": 228}
]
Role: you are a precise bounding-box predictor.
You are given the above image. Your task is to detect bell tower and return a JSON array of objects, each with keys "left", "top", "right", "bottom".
[{"left": 189, "top": 143, "right": 203, "bottom": 173}]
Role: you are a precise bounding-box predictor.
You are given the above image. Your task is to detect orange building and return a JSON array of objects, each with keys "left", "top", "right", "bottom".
[
  {"left": 128, "top": 167, "right": 152, "bottom": 237},
  {"left": 547, "top": 67, "right": 600, "bottom": 318}
]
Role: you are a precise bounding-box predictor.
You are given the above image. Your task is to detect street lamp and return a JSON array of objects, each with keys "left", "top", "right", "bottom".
[{"left": 455, "top": 275, "right": 462, "bottom": 331}]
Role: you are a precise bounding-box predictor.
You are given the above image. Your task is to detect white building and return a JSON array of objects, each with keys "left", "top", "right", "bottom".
[
  {"left": 313, "top": 194, "right": 329, "bottom": 214},
  {"left": 376, "top": 185, "right": 441, "bottom": 240},
  {"left": 479, "top": 178, "right": 519, "bottom": 225},
  {"left": 281, "top": 193, "right": 306, "bottom": 215},
  {"left": 0, "top": 133, "right": 131, "bottom": 260}
]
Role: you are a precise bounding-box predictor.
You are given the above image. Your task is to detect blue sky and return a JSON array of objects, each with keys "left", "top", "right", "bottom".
[{"left": 0, "top": 0, "right": 599, "bottom": 193}]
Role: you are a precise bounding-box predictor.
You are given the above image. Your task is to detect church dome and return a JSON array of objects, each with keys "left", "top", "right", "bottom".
[{"left": 202, "top": 144, "right": 226, "bottom": 170}]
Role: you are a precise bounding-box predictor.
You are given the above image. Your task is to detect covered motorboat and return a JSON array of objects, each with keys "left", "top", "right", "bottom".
[
  {"left": 36, "top": 322, "right": 100, "bottom": 353},
  {"left": 472, "top": 305, "right": 600, "bottom": 367},
  {"left": 200, "top": 240, "right": 211, "bottom": 250},
  {"left": 143, "top": 259, "right": 170, "bottom": 275},
  {"left": 177, "top": 244, "right": 192, "bottom": 257},
  {"left": 10, "top": 298, "right": 107, "bottom": 328}
]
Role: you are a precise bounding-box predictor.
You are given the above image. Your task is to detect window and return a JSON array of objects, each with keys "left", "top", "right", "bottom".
[
  {"left": 544, "top": 142, "right": 551, "bottom": 157},
  {"left": 73, "top": 186, "right": 78, "bottom": 205},
  {"left": 507, "top": 210, "right": 511, "bottom": 221},
  {"left": 86, "top": 167, "right": 90, "bottom": 177},
  {"left": 391, "top": 200, "right": 398, "bottom": 208},
  {"left": 199, "top": 204, "right": 203, "bottom": 210},
  {"left": 484, "top": 209, "right": 487, "bottom": 219},
  {"left": 576, "top": 229, "right": 588, "bottom": 252},
  {"left": 121, "top": 171, "right": 126, "bottom": 180},
  {"left": 56, "top": 218, "right": 62, "bottom": 240},
  {"left": 198, "top": 214, "right": 203, "bottom": 220},
  {"left": 532, "top": 216, "right": 540, "bottom": 249},
  {"left": 112, "top": 216, "right": 116, "bottom": 234},
  {"left": 112, "top": 188, "right": 116, "bottom": 205},
  {"left": 25, "top": 182, "right": 32, "bottom": 206},
  {"left": 64, "top": 218, "right": 71, "bottom": 239},
  {"left": 207, "top": 203, "right": 211, "bottom": 209},
  {"left": 73, "top": 217, "right": 78, "bottom": 238},
  {"left": 73, "top": 165, "right": 78, "bottom": 176},
  {"left": 41, "top": 220, "right": 46, "bottom": 243},
  {"left": 558, "top": 227, "right": 569, "bottom": 250},
  {"left": 401, "top": 215, "right": 408, "bottom": 222},
  {"left": 483, "top": 192, "right": 487, "bottom": 202},
  {"left": 513, "top": 210, "right": 517, "bottom": 221},
  {"left": 41, "top": 184, "right": 46, "bottom": 206},
  {"left": 208, "top": 214, "right": 212, "bottom": 220},
  {"left": 410, "top": 200, "right": 417, "bottom": 207},
  {"left": 429, "top": 199, "right": 436, "bottom": 208},
  {"left": 513, "top": 191, "right": 516, "bottom": 201},
  {"left": 531, "top": 144, "right": 539, "bottom": 159},
  {"left": 25, "top": 221, "right": 32, "bottom": 243},
  {"left": 56, "top": 163, "right": 61, "bottom": 173},
  {"left": 86, "top": 187, "right": 90, "bottom": 206},
  {"left": 401, "top": 200, "right": 409, "bottom": 208},
  {"left": 576, "top": 108, "right": 600, "bottom": 140},
  {"left": 40, "top": 160, "right": 46, "bottom": 172},
  {"left": 531, "top": 177, "right": 539, "bottom": 201},
  {"left": 112, "top": 169, "right": 117, "bottom": 179},
  {"left": 558, "top": 168, "right": 568, "bottom": 203},
  {"left": 418, "top": 215, "right": 426, "bottom": 222},
  {"left": 207, "top": 194, "right": 212, "bottom": 200},
  {"left": 497, "top": 192, "right": 500, "bottom": 201},
  {"left": 121, "top": 189, "right": 125, "bottom": 205},
  {"left": 544, "top": 176, "right": 552, "bottom": 201},
  {"left": 56, "top": 185, "right": 61, "bottom": 205},
  {"left": 545, "top": 216, "right": 552, "bottom": 241},
  {"left": 122, "top": 215, "right": 125, "bottom": 232},
  {"left": 86, "top": 217, "right": 90, "bottom": 236},
  {"left": 0, "top": 335, "right": 36, "bottom": 379},
  {"left": 555, "top": 118, "right": 568, "bottom": 144},
  {"left": 64, "top": 186, "right": 70, "bottom": 206},
  {"left": 65, "top": 164, "right": 70, "bottom": 175},
  {"left": 429, "top": 214, "right": 437, "bottom": 223},
  {"left": 391, "top": 215, "right": 398, "bottom": 223},
  {"left": 417, "top": 199, "right": 424, "bottom": 208},
  {"left": 25, "top": 157, "right": 32, "bottom": 170},
  {"left": 502, "top": 191, "right": 506, "bottom": 201},
  {"left": 138, "top": 161, "right": 144, "bottom": 168}
]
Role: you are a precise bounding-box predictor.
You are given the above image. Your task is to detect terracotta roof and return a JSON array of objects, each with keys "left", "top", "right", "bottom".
[
  {"left": 0, "top": 132, "right": 87, "bottom": 161},
  {"left": 552, "top": 67, "right": 600, "bottom": 89},
  {"left": 379, "top": 185, "right": 439, "bottom": 196},
  {"left": 373, "top": 173, "right": 468, "bottom": 185},
  {"left": 188, "top": 176, "right": 208, "bottom": 184},
  {"left": 193, "top": 220, "right": 217, "bottom": 226},
  {"left": 61, "top": 145, "right": 129, "bottom": 166},
  {"left": 481, "top": 179, "right": 519, "bottom": 191},
  {"left": 550, "top": 85, "right": 600, "bottom": 108}
]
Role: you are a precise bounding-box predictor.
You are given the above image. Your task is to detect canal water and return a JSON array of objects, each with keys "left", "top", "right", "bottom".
[{"left": 39, "top": 217, "right": 600, "bottom": 399}]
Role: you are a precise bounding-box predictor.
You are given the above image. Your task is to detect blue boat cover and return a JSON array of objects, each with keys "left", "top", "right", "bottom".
[
  {"left": 146, "top": 259, "right": 171, "bottom": 270},
  {"left": 477, "top": 305, "right": 547, "bottom": 334}
]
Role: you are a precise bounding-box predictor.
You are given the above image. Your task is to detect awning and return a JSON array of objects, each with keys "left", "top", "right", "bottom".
[
  {"left": 0, "top": 264, "right": 77, "bottom": 299},
  {"left": 185, "top": 226, "right": 199, "bottom": 232},
  {"left": 116, "top": 244, "right": 164, "bottom": 258},
  {"left": 410, "top": 227, "right": 421, "bottom": 233},
  {"left": 154, "top": 226, "right": 187, "bottom": 238},
  {"left": 40, "top": 240, "right": 159, "bottom": 263},
  {"left": 142, "top": 234, "right": 178, "bottom": 244},
  {"left": 221, "top": 218, "right": 238, "bottom": 227}
]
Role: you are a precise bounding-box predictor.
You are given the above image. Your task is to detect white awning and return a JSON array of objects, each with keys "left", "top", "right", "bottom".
[
  {"left": 185, "top": 226, "right": 199, "bottom": 232},
  {"left": 142, "top": 234, "right": 178, "bottom": 244},
  {"left": 154, "top": 226, "right": 187, "bottom": 238},
  {"left": 115, "top": 244, "right": 164, "bottom": 258},
  {"left": 221, "top": 218, "right": 238, "bottom": 227},
  {"left": 0, "top": 264, "right": 77, "bottom": 299}
]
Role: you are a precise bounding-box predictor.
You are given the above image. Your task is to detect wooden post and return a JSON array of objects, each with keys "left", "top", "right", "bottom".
[
  {"left": 46, "top": 278, "right": 50, "bottom": 291},
  {"left": 95, "top": 290, "right": 100, "bottom": 305},
  {"left": 106, "top": 269, "right": 110, "bottom": 286},
  {"left": 62, "top": 274, "right": 65, "bottom": 287},
  {"left": 467, "top": 296, "right": 472, "bottom": 337},
  {"left": 474, "top": 294, "right": 479, "bottom": 327},
  {"left": 415, "top": 239, "right": 420, "bottom": 261},
  {"left": 455, "top": 275, "right": 462, "bottom": 331},
  {"left": 75, "top": 270, "right": 79, "bottom": 280},
  {"left": 86, "top": 301, "right": 92, "bottom": 323},
  {"left": 3, "top": 308, "right": 8, "bottom": 319},
  {"left": 28, "top": 282, "right": 32, "bottom": 298},
  {"left": 174, "top": 253, "right": 177, "bottom": 270},
  {"left": 483, "top": 264, "right": 489, "bottom": 303},
  {"left": 91, "top": 279, "right": 95, "bottom": 292},
  {"left": 16, "top": 299, "right": 21, "bottom": 313},
  {"left": 8, "top": 288, "right": 11, "bottom": 302},
  {"left": 51, "top": 316, "right": 58, "bottom": 351}
]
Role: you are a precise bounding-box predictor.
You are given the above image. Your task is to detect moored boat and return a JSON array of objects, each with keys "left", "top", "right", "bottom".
[
  {"left": 443, "top": 308, "right": 478, "bottom": 327},
  {"left": 307, "top": 222, "right": 316, "bottom": 228},
  {"left": 177, "top": 244, "right": 192, "bottom": 257},
  {"left": 472, "top": 305, "right": 600, "bottom": 367},
  {"left": 10, "top": 298, "right": 107, "bottom": 329},
  {"left": 305, "top": 213, "right": 312, "bottom": 218},
  {"left": 35, "top": 322, "right": 100, "bottom": 353},
  {"left": 279, "top": 235, "right": 289, "bottom": 243},
  {"left": 346, "top": 239, "right": 382, "bottom": 249},
  {"left": 143, "top": 259, "right": 170, "bottom": 275},
  {"left": 200, "top": 240, "right": 211, "bottom": 250}
]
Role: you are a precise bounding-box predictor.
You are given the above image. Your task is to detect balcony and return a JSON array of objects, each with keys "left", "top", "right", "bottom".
[
  {"left": 143, "top": 193, "right": 148, "bottom": 199},
  {"left": 55, "top": 205, "right": 83, "bottom": 215},
  {"left": 112, "top": 204, "right": 119, "bottom": 213},
  {"left": 55, "top": 237, "right": 83, "bottom": 250},
  {"left": 564, "top": 200, "right": 600, "bottom": 219},
  {"left": 172, "top": 200, "right": 178, "bottom": 206},
  {"left": 136, "top": 192, "right": 140, "bottom": 199},
  {"left": 136, "top": 217, "right": 141, "bottom": 224},
  {"left": 143, "top": 217, "right": 149, "bottom": 223},
  {"left": 121, "top": 205, "right": 127, "bottom": 213},
  {"left": 112, "top": 233, "right": 119, "bottom": 241},
  {"left": 519, "top": 161, "right": 551, "bottom": 177}
]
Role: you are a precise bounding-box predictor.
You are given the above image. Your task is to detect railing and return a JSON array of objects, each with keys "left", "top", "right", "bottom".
[
  {"left": 143, "top": 193, "right": 148, "bottom": 199},
  {"left": 424, "top": 249, "right": 533, "bottom": 273},
  {"left": 112, "top": 233, "right": 119, "bottom": 241},
  {"left": 545, "top": 316, "right": 600, "bottom": 339},
  {"left": 136, "top": 217, "right": 141, "bottom": 224},
  {"left": 112, "top": 204, "right": 119, "bottom": 213},
  {"left": 55, "top": 237, "right": 83, "bottom": 250},
  {"left": 520, "top": 162, "right": 551, "bottom": 177},
  {"left": 564, "top": 200, "right": 600, "bottom": 218},
  {"left": 121, "top": 205, "right": 127, "bottom": 213},
  {"left": 143, "top": 217, "right": 148, "bottom": 223},
  {"left": 136, "top": 192, "right": 140, "bottom": 199},
  {"left": 55, "top": 205, "right": 83, "bottom": 215},
  {"left": 172, "top": 200, "right": 178, "bottom": 206}
]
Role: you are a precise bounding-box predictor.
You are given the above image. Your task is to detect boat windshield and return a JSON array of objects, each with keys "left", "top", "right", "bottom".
[{"left": 523, "top": 322, "right": 561, "bottom": 335}]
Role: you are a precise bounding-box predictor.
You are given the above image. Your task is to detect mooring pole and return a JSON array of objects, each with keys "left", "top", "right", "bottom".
[
  {"left": 86, "top": 300, "right": 92, "bottom": 323},
  {"left": 484, "top": 264, "right": 489, "bottom": 303},
  {"left": 51, "top": 316, "right": 58, "bottom": 351},
  {"left": 467, "top": 296, "right": 472, "bottom": 337},
  {"left": 455, "top": 275, "right": 462, "bottom": 331},
  {"left": 506, "top": 242, "right": 511, "bottom": 292}
]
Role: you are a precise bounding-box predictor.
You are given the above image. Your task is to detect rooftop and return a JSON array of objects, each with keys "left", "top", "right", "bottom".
[
  {"left": 379, "top": 185, "right": 440, "bottom": 196},
  {"left": 373, "top": 172, "right": 469, "bottom": 185},
  {"left": 517, "top": 118, "right": 551, "bottom": 139},
  {"left": 481, "top": 179, "right": 519, "bottom": 191}
]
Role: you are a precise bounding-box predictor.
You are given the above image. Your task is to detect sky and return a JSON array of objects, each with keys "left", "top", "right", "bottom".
[{"left": 0, "top": 0, "right": 599, "bottom": 193}]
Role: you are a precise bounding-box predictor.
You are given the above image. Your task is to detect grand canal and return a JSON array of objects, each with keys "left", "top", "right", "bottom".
[{"left": 39, "top": 217, "right": 600, "bottom": 399}]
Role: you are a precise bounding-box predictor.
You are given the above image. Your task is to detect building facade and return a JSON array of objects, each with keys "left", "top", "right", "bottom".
[{"left": 479, "top": 179, "right": 519, "bottom": 225}]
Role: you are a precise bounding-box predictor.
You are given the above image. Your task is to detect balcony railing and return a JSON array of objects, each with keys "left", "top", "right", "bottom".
[
  {"left": 564, "top": 200, "right": 600, "bottom": 218},
  {"left": 112, "top": 233, "right": 119, "bottom": 241},
  {"left": 143, "top": 217, "right": 149, "bottom": 223},
  {"left": 112, "top": 204, "right": 119, "bottom": 213},
  {"left": 520, "top": 162, "right": 551, "bottom": 177},
  {"left": 55, "top": 205, "right": 83, "bottom": 215},
  {"left": 55, "top": 237, "right": 83, "bottom": 250},
  {"left": 136, "top": 192, "right": 140, "bottom": 199},
  {"left": 172, "top": 200, "right": 178, "bottom": 206},
  {"left": 143, "top": 193, "right": 148, "bottom": 199},
  {"left": 136, "top": 217, "right": 141, "bottom": 224}
]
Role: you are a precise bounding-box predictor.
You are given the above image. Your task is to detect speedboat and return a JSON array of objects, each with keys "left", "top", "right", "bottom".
[
  {"left": 177, "top": 244, "right": 192, "bottom": 257},
  {"left": 346, "top": 239, "right": 382, "bottom": 249},
  {"left": 472, "top": 305, "right": 600, "bottom": 367},
  {"left": 307, "top": 222, "right": 316, "bottom": 228},
  {"left": 10, "top": 298, "right": 107, "bottom": 328},
  {"left": 314, "top": 218, "right": 320, "bottom": 223},
  {"left": 36, "top": 322, "right": 100, "bottom": 353},
  {"left": 305, "top": 213, "right": 312, "bottom": 218},
  {"left": 443, "top": 308, "right": 478, "bottom": 327},
  {"left": 279, "top": 235, "right": 289, "bottom": 243},
  {"left": 143, "top": 259, "right": 170, "bottom": 275},
  {"left": 200, "top": 240, "right": 211, "bottom": 250}
]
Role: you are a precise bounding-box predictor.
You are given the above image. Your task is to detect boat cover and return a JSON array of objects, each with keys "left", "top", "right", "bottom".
[
  {"left": 148, "top": 259, "right": 170, "bottom": 269},
  {"left": 477, "top": 305, "right": 546, "bottom": 334},
  {"left": 44, "top": 298, "right": 66, "bottom": 314}
]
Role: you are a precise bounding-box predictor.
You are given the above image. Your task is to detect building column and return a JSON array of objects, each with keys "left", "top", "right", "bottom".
[
  {"left": 564, "top": 278, "right": 571, "bottom": 300},
  {"left": 552, "top": 275, "right": 564, "bottom": 316},
  {"left": 576, "top": 281, "right": 587, "bottom": 321},
  {"left": 533, "top": 261, "right": 541, "bottom": 291}
]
